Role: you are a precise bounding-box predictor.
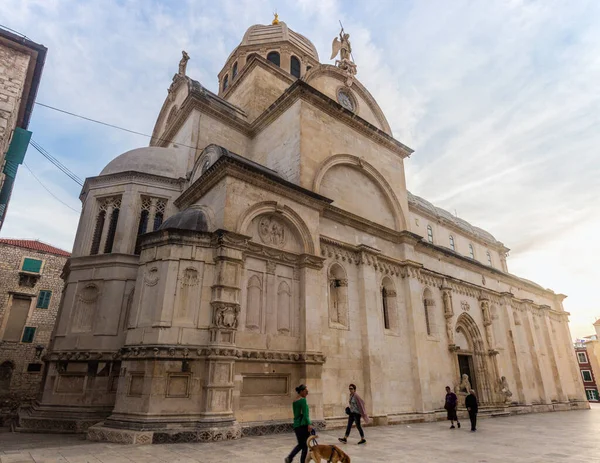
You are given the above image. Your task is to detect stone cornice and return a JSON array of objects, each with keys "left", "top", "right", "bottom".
[
  {"left": 174, "top": 154, "right": 332, "bottom": 211},
  {"left": 80, "top": 171, "right": 185, "bottom": 201},
  {"left": 251, "top": 81, "right": 413, "bottom": 158},
  {"left": 416, "top": 240, "right": 556, "bottom": 299},
  {"left": 46, "top": 346, "right": 326, "bottom": 364},
  {"left": 157, "top": 78, "right": 413, "bottom": 160},
  {"left": 408, "top": 202, "right": 508, "bottom": 252},
  {"left": 320, "top": 236, "right": 566, "bottom": 318},
  {"left": 246, "top": 241, "right": 324, "bottom": 270},
  {"left": 68, "top": 253, "right": 140, "bottom": 271},
  {"left": 139, "top": 229, "right": 213, "bottom": 254}
]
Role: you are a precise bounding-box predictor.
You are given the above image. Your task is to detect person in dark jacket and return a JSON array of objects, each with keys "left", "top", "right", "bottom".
[
  {"left": 285, "top": 384, "right": 313, "bottom": 463},
  {"left": 444, "top": 386, "right": 460, "bottom": 429},
  {"left": 465, "top": 389, "right": 478, "bottom": 432}
]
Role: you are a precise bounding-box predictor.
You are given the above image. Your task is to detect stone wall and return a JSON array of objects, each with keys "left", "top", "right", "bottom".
[
  {"left": 0, "top": 243, "right": 68, "bottom": 422},
  {"left": 0, "top": 42, "right": 30, "bottom": 174}
]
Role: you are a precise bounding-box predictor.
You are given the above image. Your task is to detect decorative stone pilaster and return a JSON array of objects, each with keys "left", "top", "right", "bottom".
[{"left": 201, "top": 230, "right": 248, "bottom": 430}]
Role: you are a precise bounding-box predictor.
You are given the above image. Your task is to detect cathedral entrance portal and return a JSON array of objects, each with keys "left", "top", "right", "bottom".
[
  {"left": 455, "top": 313, "right": 500, "bottom": 405},
  {"left": 457, "top": 354, "right": 476, "bottom": 393}
]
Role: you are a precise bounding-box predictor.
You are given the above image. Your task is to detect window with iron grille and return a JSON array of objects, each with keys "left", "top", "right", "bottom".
[{"left": 36, "top": 290, "right": 52, "bottom": 309}]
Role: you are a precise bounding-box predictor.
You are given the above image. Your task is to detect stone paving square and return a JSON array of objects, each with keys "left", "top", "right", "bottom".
[{"left": 2, "top": 405, "right": 600, "bottom": 463}]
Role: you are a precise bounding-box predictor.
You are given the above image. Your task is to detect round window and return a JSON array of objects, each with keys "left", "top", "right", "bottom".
[{"left": 337, "top": 89, "right": 355, "bottom": 111}]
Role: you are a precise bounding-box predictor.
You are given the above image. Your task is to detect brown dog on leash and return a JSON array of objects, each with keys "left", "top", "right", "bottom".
[{"left": 306, "top": 435, "right": 351, "bottom": 463}]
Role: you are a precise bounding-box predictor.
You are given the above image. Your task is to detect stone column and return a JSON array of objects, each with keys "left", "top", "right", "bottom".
[
  {"left": 356, "top": 245, "right": 387, "bottom": 422},
  {"left": 199, "top": 231, "right": 247, "bottom": 434},
  {"left": 480, "top": 297, "right": 501, "bottom": 404},
  {"left": 442, "top": 285, "right": 461, "bottom": 392},
  {"left": 98, "top": 203, "right": 114, "bottom": 253},
  {"left": 401, "top": 264, "right": 431, "bottom": 412},
  {"left": 297, "top": 254, "right": 326, "bottom": 423},
  {"left": 541, "top": 311, "right": 566, "bottom": 403}
]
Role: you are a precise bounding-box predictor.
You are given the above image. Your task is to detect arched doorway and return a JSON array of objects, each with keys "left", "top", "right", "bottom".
[{"left": 455, "top": 313, "right": 500, "bottom": 405}]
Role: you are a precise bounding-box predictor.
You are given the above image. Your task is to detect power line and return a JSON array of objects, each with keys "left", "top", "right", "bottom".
[
  {"left": 22, "top": 163, "right": 81, "bottom": 213},
  {"left": 29, "top": 139, "right": 84, "bottom": 186},
  {"left": 34, "top": 101, "right": 198, "bottom": 151}
]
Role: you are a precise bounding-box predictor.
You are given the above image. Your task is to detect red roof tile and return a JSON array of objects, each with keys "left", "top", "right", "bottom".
[{"left": 0, "top": 239, "right": 71, "bottom": 257}]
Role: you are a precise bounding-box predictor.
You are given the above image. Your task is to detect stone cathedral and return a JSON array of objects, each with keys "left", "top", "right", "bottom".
[{"left": 19, "top": 20, "right": 587, "bottom": 443}]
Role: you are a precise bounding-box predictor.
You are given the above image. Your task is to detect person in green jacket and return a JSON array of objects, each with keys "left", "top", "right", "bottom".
[{"left": 285, "top": 384, "right": 312, "bottom": 463}]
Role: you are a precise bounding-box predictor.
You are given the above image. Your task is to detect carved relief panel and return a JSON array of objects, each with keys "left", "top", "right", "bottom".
[
  {"left": 249, "top": 214, "right": 302, "bottom": 253},
  {"left": 71, "top": 283, "right": 100, "bottom": 333},
  {"left": 173, "top": 261, "right": 205, "bottom": 326}
]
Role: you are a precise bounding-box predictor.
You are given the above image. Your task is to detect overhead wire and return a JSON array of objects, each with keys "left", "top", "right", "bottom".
[
  {"left": 29, "top": 139, "right": 84, "bottom": 186},
  {"left": 22, "top": 163, "right": 80, "bottom": 213},
  {"left": 34, "top": 101, "right": 199, "bottom": 151}
]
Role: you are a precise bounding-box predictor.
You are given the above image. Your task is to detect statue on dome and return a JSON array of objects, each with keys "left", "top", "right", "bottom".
[
  {"left": 331, "top": 23, "right": 357, "bottom": 80},
  {"left": 272, "top": 12, "right": 280, "bottom": 25},
  {"left": 178, "top": 50, "right": 190, "bottom": 76}
]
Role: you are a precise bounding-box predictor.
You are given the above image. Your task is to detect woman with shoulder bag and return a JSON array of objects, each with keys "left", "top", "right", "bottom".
[{"left": 339, "top": 383, "right": 368, "bottom": 445}]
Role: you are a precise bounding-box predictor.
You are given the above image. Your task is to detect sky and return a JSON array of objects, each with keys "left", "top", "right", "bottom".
[{"left": 2, "top": 0, "right": 599, "bottom": 339}]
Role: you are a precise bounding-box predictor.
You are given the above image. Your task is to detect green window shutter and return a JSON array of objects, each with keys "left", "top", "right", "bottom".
[
  {"left": 22, "top": 258, "right": 42, "bottom": 273},
  {"left": 21, "top": 326, "right": 36, "bottom": 343},
  {"left": 36, "top": 290, "right": 52, "bottom": 309},
  {"left": 3, "top": 160, "right": 19, "bottom": 179},
  {"left": 5, "top": 128, "right": 32, "bottom": 164}
]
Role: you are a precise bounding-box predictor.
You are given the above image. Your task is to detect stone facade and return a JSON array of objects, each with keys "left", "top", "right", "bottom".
[
  {"left": 0, "top": 240, "right": 69, "bottom": 424},
  {"left": 0, "top": 27, "right": 46, "bottom": 229},
  {"left": 19, "top": 21, "right": 588, "bottom": 443}
]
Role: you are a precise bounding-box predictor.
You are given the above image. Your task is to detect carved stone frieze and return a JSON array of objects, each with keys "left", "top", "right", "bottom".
[
  {"left": 460, "top": 301, "right": 470, "bottom": 312},
  {"left": 144, "top": 267, "right": 160, "bottom": 287},
  {"left": 258, "top": 215, "right": 287, "bottom": 247}
]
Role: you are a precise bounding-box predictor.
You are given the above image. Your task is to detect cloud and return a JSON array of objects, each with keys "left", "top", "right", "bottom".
[{"left": 1, "top": 0, "right": 599, "bottom": 339}]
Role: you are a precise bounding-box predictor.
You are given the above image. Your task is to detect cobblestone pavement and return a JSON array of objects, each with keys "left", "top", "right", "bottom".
[{"left": 1, "top": 405, "right": 599, "bottom": 463}]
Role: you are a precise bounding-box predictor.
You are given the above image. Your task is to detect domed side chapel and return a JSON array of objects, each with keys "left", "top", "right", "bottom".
[{"left": 18, "top": 19, "right": 587, "bottom": 443}]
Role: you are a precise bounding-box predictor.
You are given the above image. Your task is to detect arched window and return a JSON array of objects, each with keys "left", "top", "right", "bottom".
[
  {"left": 382, "top": 287, "right": 390, "bottom": 329},
  {"left": 222, "top": 74, "right": 229, "bottom": 91},
  {"left": 381, "top": 277, "right": 398, "bottom": 332},
  {"left": 328, "top": 264, "right": 348, "bottom": 327},
  {"left": 449, "top": 235, "right": 455, "bottom": 251},
  {"left": 267, "top": 51, "right": 280, "bottom": 67},
  {"left": 487, "top": 251, "right": 492, "bottom": 267},
  {"left": 423, "top": 288, "right": 435, "bottom": 336},
  {"left": 469, "top": 243, "right": 475, "bottom": 259},
  {"left": 290, "top": 56, "right": 301, "bottom": 78},
  {"left": 427, "top": 225, "right": 434, "bottom": 243},
  {"left": 232, "top": 62, "right": 238, "bottom": 79}
]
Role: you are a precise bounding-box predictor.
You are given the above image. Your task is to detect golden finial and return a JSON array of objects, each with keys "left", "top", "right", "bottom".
[{"left": 272, "top": 12, "right": 279, "bottom": 25}]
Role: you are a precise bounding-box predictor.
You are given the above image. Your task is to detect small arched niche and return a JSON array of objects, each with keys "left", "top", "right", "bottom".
[
  {"left": 328, "top": 263, "right": 348, "bottom": 328},
  {"left": 381, "top": 277, "right": 398, "bottom": 332}
]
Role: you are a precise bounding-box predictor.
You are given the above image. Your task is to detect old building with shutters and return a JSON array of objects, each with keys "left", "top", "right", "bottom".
[
  {"left": 0, "top": 26, "right": 47, "bottom": 230},
  {"left": 18, "top": 19, "right": 587, "bottom": 443},
  {"left": 0, "top": 239, "right": 69, "bottom": 423}
]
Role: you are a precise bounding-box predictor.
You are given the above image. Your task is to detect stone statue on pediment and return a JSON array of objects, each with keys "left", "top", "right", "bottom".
[{"left": 179, "top": 50, "right": 190, "bottom": 76}]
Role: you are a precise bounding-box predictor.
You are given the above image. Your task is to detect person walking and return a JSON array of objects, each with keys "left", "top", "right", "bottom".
[
  {"left": 465, "top": 389, "right": 478, "bottom": 432},
  {"left": 444, "top": 386, "right": 460, "bottom": 429},
  {"left": 339, "top": 383, "right": 369, "bottom": 445},
  {"left": 285, "top": 384, "right": 312, "bottom": 463}
]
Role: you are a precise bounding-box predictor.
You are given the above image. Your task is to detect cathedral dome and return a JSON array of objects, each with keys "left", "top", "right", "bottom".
[
  {"left": 239, "top": 22, "right": 319, "bottom": 62},
  {"left": 100, "top": 147, "right": 188, "bottom": 179},
  {"left": 159, "top": 206, "right": 209, "bottom": 232}
]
